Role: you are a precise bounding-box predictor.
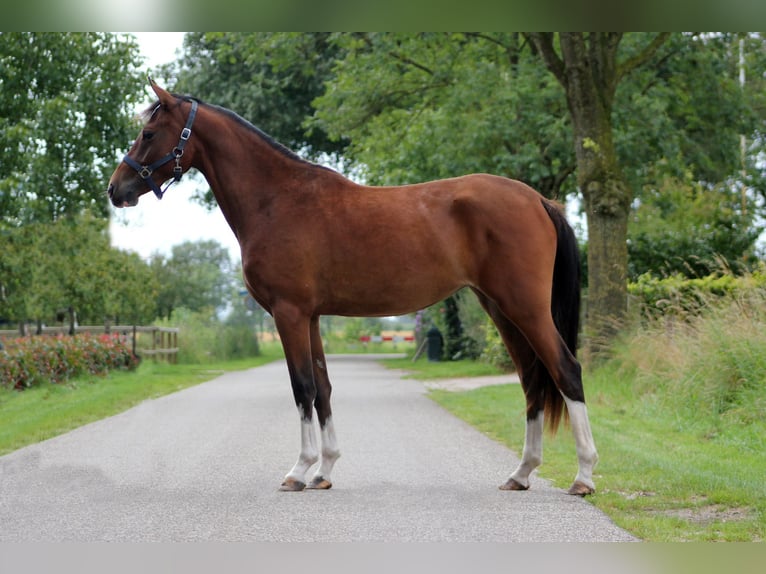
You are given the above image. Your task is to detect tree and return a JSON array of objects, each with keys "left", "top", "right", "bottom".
[
  {"left": 525, "top": 33, "right": 766, "bottom": 352},
  {"left": 524, "top": 33, "right": 671, "bottom": 352},
  {"left": 0, "top": 215, "right": 158, "bottom": 327},
  {"left": 0, "top": 33, "right": 145, "bottom": 226},
  {"left": 150, "top": 240, "right": 234, "bottom": 320},
  {"left": 173, "top": 33, "right": 345, "bottom": 158},
  {"left": 627, "top": 177, "right": 761, "bottom": 280},
  {"left": 609, "top": 33, "right": 766, "bottom": 208},
  {"left": 313, "top": 33, "right": 575, "bottom": 198}
]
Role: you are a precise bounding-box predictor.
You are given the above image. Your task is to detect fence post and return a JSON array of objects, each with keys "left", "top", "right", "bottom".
[{"left": 67, "top": 307, "right": 76, "bottom": 336}]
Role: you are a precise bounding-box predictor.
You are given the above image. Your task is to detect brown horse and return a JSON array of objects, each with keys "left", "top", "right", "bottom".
[{"left": 107, "top": 80, "right": 598, "bottom": 496}]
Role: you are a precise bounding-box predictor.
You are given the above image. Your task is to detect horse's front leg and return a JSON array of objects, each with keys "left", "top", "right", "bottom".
[
  {"left": 274, "top": 306, "right": 319, "bottom": 491},
  {"left": 306, "top": 316, "right": 340, "bottom": 490}
]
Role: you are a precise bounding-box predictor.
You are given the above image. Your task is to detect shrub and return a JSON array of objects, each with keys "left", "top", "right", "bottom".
[
  {"left": 607, "top": 280, "right": 766, "bottom": 427},
  {"left": 628, "top": 270, "right": 766, "bottom": 322},
  {"left": 480, "top": 316, "right": 515, "bottom": 372},
  {"left": 0, "top": 333, "right": 138, "bottom": 390},
  {"left": 157, "top": 308, "right": 260, "bottom": 364}
]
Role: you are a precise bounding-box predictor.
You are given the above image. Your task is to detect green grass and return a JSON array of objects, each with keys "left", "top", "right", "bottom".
[
  {"left": 431, "top": 381, "right": 765, "bottom": 541},
  {"left": 0, "top": 344, "right": 284, "bottom": 457},
  {"left": 427, "top": 301, "right": 766, "bottom": 542},
  {"left": 381, "top": 356, "right": 506, "bottom": 379}
]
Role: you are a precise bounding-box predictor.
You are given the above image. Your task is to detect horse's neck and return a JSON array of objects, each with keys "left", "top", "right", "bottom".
[{"left": 193, "top": 117, "right": 309, "bottom": 239}]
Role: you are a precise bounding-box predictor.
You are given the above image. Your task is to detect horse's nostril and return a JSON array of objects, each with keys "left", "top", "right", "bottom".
[{"left": 107, "top": 183, "right": 114, "bottom": 198}]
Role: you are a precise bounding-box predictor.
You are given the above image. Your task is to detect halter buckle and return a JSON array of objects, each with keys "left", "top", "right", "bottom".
[
  {"left": 139, "top": 166, "right": 152, "bottom": 179},
  {"left": 180, "top": 127, "right": 191, "bottom": 140}
]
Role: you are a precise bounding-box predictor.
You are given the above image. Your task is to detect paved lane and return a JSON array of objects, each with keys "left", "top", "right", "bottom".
[{"left": 0, "top": 356, "right": 636, "bottom": 541}]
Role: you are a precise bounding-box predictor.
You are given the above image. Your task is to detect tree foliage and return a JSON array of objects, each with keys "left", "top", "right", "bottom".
[
  {"left": 0, "top": 216, "right": 158, "bottom": 327},
  {"left": 0, "top": 224, "right": 236, "bottom": 329},
  {"left": 612, "top": 33, "right": 766, "bottom": 198},
  {"left": 150, "top": 240, "right": 234, "bottom": 321},
  {"left": 173, "top": 32, "right": 345, "bottom": 159},
  {"left": 313, "top": 33, "right": 575, "bottom": 198},
  {"left": 0, "top": 32, "right": 145, "bottom": 226},
  {"left": 628, "top": 177, "right": 762, "bottom": 280},
  {"left": 0, "top": 35, "right": 249, "bottom": 333}
]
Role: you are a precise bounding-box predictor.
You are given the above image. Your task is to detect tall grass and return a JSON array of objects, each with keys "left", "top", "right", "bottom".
[
  {"left": 157, "top": 308, "right": 261, "bottom": 363},
  {"left": 606, "top": 286, "right": 766, "bottom": 437},
  {"left": 576, "top": 286, "right": 766, "bottom": 540}
]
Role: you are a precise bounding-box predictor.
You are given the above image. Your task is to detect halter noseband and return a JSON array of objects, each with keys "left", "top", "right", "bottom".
[{"left": 122, "top": 99, "right": 198, "bottom": 200}]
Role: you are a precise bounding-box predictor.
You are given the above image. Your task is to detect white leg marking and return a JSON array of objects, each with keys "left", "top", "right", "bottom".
[
  {"left": 311, "top": 416, "right": 341, "bottom": 484},
  {"left": 509, "top": 410, "right": 544, "bottom": 488},
  {"left": 563, "top": 397, "right": 599, "bottom": 490},
  {"left": 284, "top": 412, "right": 319, "bottom": 484}
]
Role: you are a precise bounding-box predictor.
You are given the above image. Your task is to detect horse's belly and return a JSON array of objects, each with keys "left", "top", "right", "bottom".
[{"left": 317, "top": 259, "right": 464, "bottom": 317}]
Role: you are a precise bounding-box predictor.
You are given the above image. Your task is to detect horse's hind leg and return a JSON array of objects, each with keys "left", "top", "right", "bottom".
[
  {"left": 473, "top": 290, "right": 545, "bottom": 491},
  {"left": 512, "top": 312, "right": 598, "bottom": 495},
  {"left": 475, "top": 288, "right": 598, "bottom": 495},
  {"left": 306, "top": 316, "right": 340, "bottom": 490}
]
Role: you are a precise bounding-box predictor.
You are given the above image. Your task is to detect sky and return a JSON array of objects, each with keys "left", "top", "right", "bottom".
[{"left": 108, "top": 33, "right": 242, "bottom": 263}]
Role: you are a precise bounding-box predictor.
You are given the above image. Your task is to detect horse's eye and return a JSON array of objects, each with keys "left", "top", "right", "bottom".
[{"left": 143, "top": 131, "right": 155, "bottom": 141}]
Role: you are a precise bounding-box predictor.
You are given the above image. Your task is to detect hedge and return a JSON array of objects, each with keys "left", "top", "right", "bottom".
[
  {"left": 628, "top": 271, "right": 766, "bottom": 321},
  {"left": 0, "top": 333, "right": 139, "bottom": 390}
]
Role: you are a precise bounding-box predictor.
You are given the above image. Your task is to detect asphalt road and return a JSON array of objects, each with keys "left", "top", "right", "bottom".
[{"left": 0, "top": 355, "right": 636, "bottom": 542}]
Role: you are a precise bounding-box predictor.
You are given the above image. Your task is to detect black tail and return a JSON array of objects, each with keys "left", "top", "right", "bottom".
[
  {"left": 537, "top": 199, "right": 581, "bottom": 433},
  {"left": 541, "top": 199, "right": 581, "bottom": 357}
]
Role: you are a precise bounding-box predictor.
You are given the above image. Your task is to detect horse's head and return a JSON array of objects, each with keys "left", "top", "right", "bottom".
[{"left": 107, "top": 79, "right": 198, "bottom": 208}]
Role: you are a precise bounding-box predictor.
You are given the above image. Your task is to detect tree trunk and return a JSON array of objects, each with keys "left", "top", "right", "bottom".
[
  {"left": 575, "top": 136, "right": 631, "bottom": 355},
  {"left": 527, "top": 32, "right": 636, "bottom": 358},
  {"left": 563, "top": 34, "right": 631, "bottom": 357},
  {"left": 566, "top": 83, "right": 630, "bottom": 356},
  {"left": 582, "top": 176, "right": 630, "bottom": 355}
]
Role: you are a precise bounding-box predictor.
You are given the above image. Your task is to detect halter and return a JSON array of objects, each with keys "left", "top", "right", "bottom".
[{"left": 122, "top": 99, "right": 198, "bottom": 199}]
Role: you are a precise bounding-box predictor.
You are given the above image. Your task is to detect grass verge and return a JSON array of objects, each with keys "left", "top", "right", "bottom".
[
  {"left": 381, "top": 356, "right": 505, "bottom": 379},
  {"left": 431, "top": 380, "right": 765, "bottom": 542},
  {"left": 0, "top": 345, "right": 284, "bottom": 457},
  {"left": 426, "top": 301, "right": 766, "bottom": 541}
]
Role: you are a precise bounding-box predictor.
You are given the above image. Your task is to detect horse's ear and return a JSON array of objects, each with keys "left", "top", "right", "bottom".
[{"left": 148, "top": 77, "right": 175, "bottom": 109}]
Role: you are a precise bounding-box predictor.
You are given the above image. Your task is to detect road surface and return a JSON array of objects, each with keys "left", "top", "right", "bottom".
[{"left": 0, "top": 355, "right": 636, "bottom": 542}]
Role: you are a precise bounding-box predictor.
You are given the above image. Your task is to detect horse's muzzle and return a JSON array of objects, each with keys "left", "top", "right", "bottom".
[{"left": 107, "top": 183, "right": 138, "bottom": 208}]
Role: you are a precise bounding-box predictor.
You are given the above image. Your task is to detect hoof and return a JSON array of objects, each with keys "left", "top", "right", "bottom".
[
  {"left": 279, "top": 478, "right": 306, "bottom": 492},
  {"left": 499, "top": 478, "right": 529, "bottom": 491},
  {"left": 306, "top": 476, "right": 333, "bottom": 490},
  {"left": 567, "top": 481, "right": 595, "bottom": 496}
]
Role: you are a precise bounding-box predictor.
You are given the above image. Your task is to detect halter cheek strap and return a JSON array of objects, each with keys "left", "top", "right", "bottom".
[{"left": 122, "top": 99, "right": 198, "bottom": 200}]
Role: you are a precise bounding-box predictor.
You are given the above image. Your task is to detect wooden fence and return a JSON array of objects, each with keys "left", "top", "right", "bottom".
[{"left": 0, "top": 325, "right": 179, "bottom": 363}]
